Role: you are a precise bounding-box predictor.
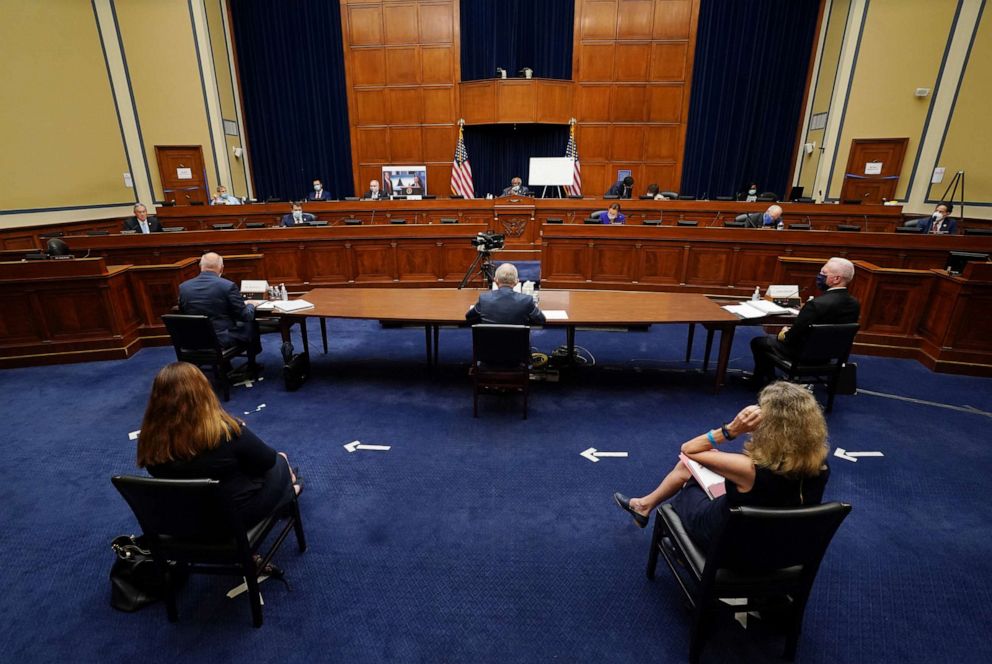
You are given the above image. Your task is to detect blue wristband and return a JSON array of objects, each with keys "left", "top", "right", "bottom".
[{"left": 706, "top": 430, "right": 716, "bottom": 445}]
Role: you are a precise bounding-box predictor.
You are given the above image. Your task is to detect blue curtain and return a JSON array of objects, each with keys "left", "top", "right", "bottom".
[
  {"left": 460, "top": 0, "right": 574, "bottom": 81},
  {"left": 462, "top": 124, "right": 570, "bottom": 197},
  {"left": 229, "top": 0, "right": 353, "bottom": 201},
  {"left": 680, "top": 0, "right": 820, "bottom": 199}
]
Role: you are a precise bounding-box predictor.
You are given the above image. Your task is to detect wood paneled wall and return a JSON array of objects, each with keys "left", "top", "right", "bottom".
[
  {"left": 341, "top": 0, "right": 460, "bottom": 196},
  {"left": 572, "top": 0, "right": 699, "bottom": 195},
  {"left": 340, "top": 0, "right": 699, "bottom": 199}
]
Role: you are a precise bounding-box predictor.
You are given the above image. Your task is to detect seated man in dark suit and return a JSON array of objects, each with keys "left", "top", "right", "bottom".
[
  {"left": 501, "top": 177, "right": 531, "bottom": 197},
  {"left": 307, "top": 178, "right": 332, "bottom": 201},
  {"left": 748, "top": 257, "right": 860, "bottom": 387},
  {"left": 122, "top": 204, "right": 162, "bottom": 233},
  {"left": 363, "top": 179, "right": 387, "bottom": 200},
  {"left": 916, "top": 202, "right": 957, "bottom": 234},
  {"left": 605, "top": 175, "right": 635, "bottom": 199},
  {"left": 466, "top": 263, "right": 546, "bottom": 326},
  {"left": 280, "top": 202, "right": 316, "bottom": 227},
  {"left": 738, "top": 204, "right": 783, "bottom": 228},
  {"left": 179, "top": 251, "right": 262, "bottom": 378}
]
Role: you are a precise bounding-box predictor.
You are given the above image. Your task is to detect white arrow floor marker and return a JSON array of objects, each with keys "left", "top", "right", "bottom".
[
  {"left": 344, "top": 440, "right": 392, "bottom": 453},
  {"left": 834, "top": 447, "right": 884, "bottom": 463},
  {"left": 580, "top": 447, "right": 629, "bottom": 463}
]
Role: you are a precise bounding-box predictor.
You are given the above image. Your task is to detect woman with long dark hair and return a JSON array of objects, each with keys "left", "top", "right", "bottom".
[{"left": 136, "top": 362, "right": 300, "bottom": 525}]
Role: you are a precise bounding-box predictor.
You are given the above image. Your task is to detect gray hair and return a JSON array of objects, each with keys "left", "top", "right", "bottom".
[
  {"left": 767, "top": 204, "right": 783, "bottom": 218},
  {"left": 494, "top": 263, "right": 518, "bottom": 286},
  {"left": 827, "top": 257, "right": 855, "bottom": 284},
  {"left": 199, "top": 252, "right": 223, "bottom": 273},
  {"left": 133, "top": 203, "right": 147, "bottom": 213}
]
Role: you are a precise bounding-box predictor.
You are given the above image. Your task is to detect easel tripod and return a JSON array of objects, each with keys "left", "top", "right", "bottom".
[{"left": 937, "top": 170, "right": 965, "bottom": 221}]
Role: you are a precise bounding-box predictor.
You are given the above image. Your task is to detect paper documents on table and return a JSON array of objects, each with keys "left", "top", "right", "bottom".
[
  {"left": 542, "top": 310, "right": 569, "bottom": 321},
  {"left": 256, "top": 299, "right": 314, "bottom": 313},
  {"left": 723, "top": 300, "right": 791, "bottom": 319},
  {"left": 679, "top": 453, "right": 726, "bottom": 499},
  {"left": 240, "top": 280, "right": 269, "bottom": 294}
]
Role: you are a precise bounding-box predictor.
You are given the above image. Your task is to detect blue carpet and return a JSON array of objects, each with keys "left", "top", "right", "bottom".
[{"left": 1, "top": 318, "right": 990, "bottom": 663}]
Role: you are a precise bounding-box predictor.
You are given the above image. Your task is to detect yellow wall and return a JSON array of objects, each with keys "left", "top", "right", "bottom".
[
  {"left": 827, "top": 0, "right": 957, "bottom": 200},
  {"left": 204, "top": 0, "right": 248, "bottom": 198},
  {"left": 0, "top": 0, "right": 133, "bottom": 213},
  {"left": 797, "top": 0, "right": 850, "bottom": 195},
  {"left": 929, "top": 4, "right": 991, "bottom": 205},
  {"left": 115, "top": 0, "right": 216, "bottom": 201}
]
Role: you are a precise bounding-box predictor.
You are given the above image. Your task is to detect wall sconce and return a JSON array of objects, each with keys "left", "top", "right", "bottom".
[
  {"left": 519, "top": 67, "right": 533, "bottom": 79},
  {"left": 496, "top": 67, "right": 507, "bottom": 79}
]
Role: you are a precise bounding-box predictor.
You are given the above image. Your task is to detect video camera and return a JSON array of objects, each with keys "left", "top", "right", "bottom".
[{"left": 470, "top": 232, "right": 505, "bottom": 252}]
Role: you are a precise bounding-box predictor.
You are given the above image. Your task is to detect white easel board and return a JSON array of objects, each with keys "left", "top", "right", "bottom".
[{"left": 528, "top": 157, "right": 573, "bottom": 186}]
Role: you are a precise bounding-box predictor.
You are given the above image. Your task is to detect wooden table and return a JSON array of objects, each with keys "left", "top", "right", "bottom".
[{"left": 277, "top": 287, "right": 740, "bottom": 391}]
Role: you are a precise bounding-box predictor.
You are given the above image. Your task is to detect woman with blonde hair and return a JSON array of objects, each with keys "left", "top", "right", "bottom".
[
  {"left": 614, "top": 381, "right": 830, "bottom": 550},
  {"left": 137, "top": 362, "right": 301, "bottom": 525}
]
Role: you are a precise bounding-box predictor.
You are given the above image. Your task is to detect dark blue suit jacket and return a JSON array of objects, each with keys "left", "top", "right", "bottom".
[
  {"left": 605, "top": 181, "right": 633, "bottom": 199},
  {"left": 466, "top": 287, "right": 546, "bottom": 325},
  {"left": 307, "top": 190, "right": 332, "bottom": 201},
  {"left": 782, "top": 287, "right": 860, "bottom": 353},
  {"left": 597, "top": 211, "right": 626, "bottom": 224},
  {"left": 178, "top": 271, "right": 256, "bottom": 347},
  {"left": 918, "top": 216, "right": 957, "bottom": 235},
  {"left": 280, "top": 213, "right": 316, "bottom": 227}
]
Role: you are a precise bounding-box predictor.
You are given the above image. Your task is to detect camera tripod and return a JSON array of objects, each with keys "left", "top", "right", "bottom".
[{"left": 458, "top": 249, "right": 496, "bottom": 289}]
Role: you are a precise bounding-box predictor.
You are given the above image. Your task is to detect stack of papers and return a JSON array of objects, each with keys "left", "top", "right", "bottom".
[
  {"left": 723, "top": 300, "right": 792, "bottom": 319},
  {"left": 256, "top": 299, "right": 314, "bottom": 313},
  {"left": 542, "top": 310, "right": 569, "bottom": 321}
]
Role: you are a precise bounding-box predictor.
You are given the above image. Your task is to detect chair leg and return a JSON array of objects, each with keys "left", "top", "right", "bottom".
[
  {"left": 825, "top": 374, "right": 838, "bottom": 413},
  {"left": 646, "top": 511, "right": 662, "bottom": 580},
  {"left": 215, "top": 362, "right": 230, "bottom": 402},
  {"left": 291, "top": 500, "right": 307, "bottom": 552},
  {"left": 158, "top": 558, "right": 179, "bottom": 623},
  {"left": 688, "top": 605, "right": 709, "bottom": 664},
  {"left": 243, "top": 561, "right": 264, "bottom": 628}
]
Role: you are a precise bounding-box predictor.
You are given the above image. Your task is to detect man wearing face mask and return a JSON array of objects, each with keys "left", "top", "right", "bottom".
[
  {"left": 916, "top": 203, "right": 957, "bottom": 235},
  {"left": 363, "top": 179, "right": 386, "bottom": 200},
  {"left": 501, "top": 177, "right": 531, "bottom": 197},
  {"left": 747, "top": 257, "right": 860, "bottom": 388},
  {"left": 307, "top": 179, "right": 332, "bottom": 201},
  {"left": 279, "top": 202, "right": 316, "bottom": 227}
]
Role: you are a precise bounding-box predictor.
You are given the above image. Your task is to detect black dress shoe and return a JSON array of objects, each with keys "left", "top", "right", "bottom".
[{"left": 613, "top": 492, "right": 649, "bottom": 528}]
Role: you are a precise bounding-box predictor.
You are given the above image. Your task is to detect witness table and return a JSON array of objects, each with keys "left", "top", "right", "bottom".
[{"left": 276, "top": 288, "right": 740, "bottom": 391}]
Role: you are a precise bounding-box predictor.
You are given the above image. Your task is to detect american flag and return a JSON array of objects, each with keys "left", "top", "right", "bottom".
[
  {"left": 450, "top": 124, "right": 474, "bottom": 199},
  {"left": 565, "top": 123, "right": 581, "bottom": 196}
]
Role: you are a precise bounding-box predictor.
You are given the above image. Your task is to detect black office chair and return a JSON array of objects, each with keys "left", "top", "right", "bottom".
[
  {"left": 788, "top": 223, "right": 811, "bottom": 230},
  {"left": 963, "top": 228, "right": 992, "bottom": 236},
  {"left": 470, "top": 324, "right": 532, "bottom": 419},
  {"left": 661, "top": 191, "right": 679, "bottom": 199},
  {"left": 440, "top": 218, "right": 459, "bottom": 224},
  {"left": 766, "top": 323, "right": 860, "bottom": 412},
  {"left": 677, "top": 220, "right": 698, "bottom": 227},
  {"left": 841, "top": 199, "right": 863, "bottom": 205},
  {"left": 714, "top": 195, "right": 735, "bottom": 202},
  {"left": 837, "top": 224, "right": 861, "bottom": 232},
  {"left": 86, "top": 230, "right": 110, "bottom": 236},
  {"left": 643, "top": 218, "right": 662, "bottom": 226},
  {"left": 723, "top": 220, "right": 746, "bottom": 228},
  {"left": 757, "top": 192, "right": 779, "bottom": 201},
  {"left": 603, "top": 194, "right": 620, "bottom": 200},
  {"left": 895, "top": 225, "right": 920, "bottom": 233},
  {"left": 545, "top": 218, "right": 564, "bottom": 224},
  {"left": 161, "top": 314, "right": 246, "bottom": 402},
  {"left": 245, "top": 222, "right": 267, "bottom": 229},
  {"left": 162, "top": 227, "right": 186, "bottom": 232},
  {"left": 389, "top": 218, "right": 407, "bottom": 224},
  {"left": 647, "top": 501, "right": 851, "bottom": 663},
  {"left": 678, "top": 194, "right": 696, "bottom": 201},
  {"left": 111, "top": 475, "right": 306, "bottom": 628},
  {"left": 343, "top": 218, "right": 362, "bottom": 225},
  {"left": 212, "top": 223, "right": 235, "bottom": 230}
]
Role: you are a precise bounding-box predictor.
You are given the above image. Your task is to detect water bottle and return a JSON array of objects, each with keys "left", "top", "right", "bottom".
[
  {"left": 752, "top": 286, "right": 761, "bottom": 301},
  {"left": 279, "top": 283, "right": 288, "bottom": 300},
  {"left": 776, "top": 218, "right": 784, "bottom": 230}
]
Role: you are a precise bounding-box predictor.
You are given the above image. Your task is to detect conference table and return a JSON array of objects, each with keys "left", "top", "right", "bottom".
[{"left": 275, "top": 287, "right": 742, "bottom": 391}]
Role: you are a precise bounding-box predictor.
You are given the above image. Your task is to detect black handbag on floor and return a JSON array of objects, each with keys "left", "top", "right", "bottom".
[
  {"left": 109, "top": 535, "right": 186, "bottom": 612},
  {"left": 836, "top": 362, "right": 858, "bottom": 395}
]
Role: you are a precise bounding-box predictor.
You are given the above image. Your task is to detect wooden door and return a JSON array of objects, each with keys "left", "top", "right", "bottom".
[
  {"left": 839, "top": 138, "right": 908, "bottom": 203},
  {"left": 155, "top": 145, "right": 208, "bottom": 205}
]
